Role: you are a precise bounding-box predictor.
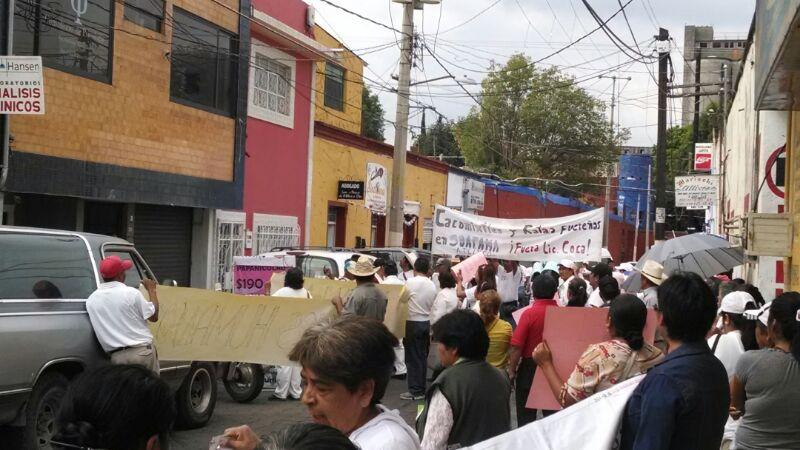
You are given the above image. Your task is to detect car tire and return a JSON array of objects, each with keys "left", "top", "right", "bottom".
[
  {"left": 23, "top": 372, "right": 69, "bottom": 450},
  {"left": 223, "top": 363, "right": 265, "bottom": 403},
  {"left": 175, "top": 363, "right": 217, "bottom": 430}
]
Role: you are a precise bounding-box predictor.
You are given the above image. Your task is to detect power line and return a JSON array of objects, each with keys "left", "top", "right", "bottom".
[
  {"left": 316, "top": 0, "right": 408, "bottom": 37},
  {"left": 436, "top": 0, "right": 504, "bottom": 35}
]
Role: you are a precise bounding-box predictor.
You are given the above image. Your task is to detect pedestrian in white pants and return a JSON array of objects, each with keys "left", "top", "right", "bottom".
[
  {"left": 382, "top": 262, "right": 408, "bottom": 377},
  {"left": 272, "top": 269, "right": 312, "bottom": 400}
]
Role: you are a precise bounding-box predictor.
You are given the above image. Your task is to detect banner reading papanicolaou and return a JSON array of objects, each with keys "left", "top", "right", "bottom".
[{"left": 431, "top": 205, "right": 604, "bottom": 261}]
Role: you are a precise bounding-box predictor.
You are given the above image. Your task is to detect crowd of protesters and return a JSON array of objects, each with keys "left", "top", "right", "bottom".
[{"left": 52, "top": 252, "right": 800, "bottom": 450}]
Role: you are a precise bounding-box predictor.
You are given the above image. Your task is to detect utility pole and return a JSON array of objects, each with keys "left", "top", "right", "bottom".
[
  {"left": 691, "top": 50, "right": 702, "bottom": 162},
  {"left": 598, "top": 74, "right": 630, "bottom": 248},
  {"left": 0, "top": 0, "right": 14, "bottom": 224},
  {"left": 633, "top": 192, "right": 641, "bottom": 259},
  {"left": 655, "top": 28, "right": 669, "bottom": 243},
  {"left": 645, "top": 163, "right": 652, "bottom": 250},
  {"left": 388, "top": 0, "right": 415, "bottom": 247}
]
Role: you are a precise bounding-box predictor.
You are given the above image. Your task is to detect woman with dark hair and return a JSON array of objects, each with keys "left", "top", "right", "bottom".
[
  {"left": 417, "top": 310, "right": 510, "bottom": 449},
  {"left": 457, "top": 264, "right": 497, "bottom": 310},
  {"left": 430, "top": 269, "right": 459, "bottom": 325},
  {"left": 592, "top": 275, "right": 621, "bottom": 308},
  {"left": 477, "top": 290, "right": 513, "bottom": 369},
  {"left": 51, "top": 364, "right": 175, "bottom": 450},
  {"left": 533, "top": 294, "right": 662, "bottom": 407},
  {"left": 566, "top": 277, "right": 589, "bottom": 307},
  {"left": 731, "top": 292, "right": 800, "bottom": 450}
]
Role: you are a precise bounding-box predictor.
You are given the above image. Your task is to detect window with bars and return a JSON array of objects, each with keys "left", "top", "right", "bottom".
[
  {"left": 214, "top": 217, "right": 245, "bottom": 291},
  {"left": 253, "top": 215, "right": 300, "bottom": 255}
]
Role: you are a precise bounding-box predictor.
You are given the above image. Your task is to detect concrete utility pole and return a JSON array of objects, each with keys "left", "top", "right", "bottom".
[
  {"left": 0, "top": 0, "right": 15, "bottom": 224},
  {"left": 645, "top": 163, "right": 652, "bottom": 250},
  {"left": 599, "top": 74, "right": 631, "bottom": 248},
  {"left": 388, "top": 0, "right": 416, "bottom": 247},
  {"left": 655, "top": 28, "right": 669, "bottom": 243},
  {"left": 691, "top": 50, "right": 702, "bottom": 162}
]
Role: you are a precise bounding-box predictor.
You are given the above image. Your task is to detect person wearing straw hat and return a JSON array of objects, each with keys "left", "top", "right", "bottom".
[
  {"left": 332, "top": 256, "right": 388, "bottom": 322},
  {"left": 635, "top": 260, "right": 665, "bottom": 309}
]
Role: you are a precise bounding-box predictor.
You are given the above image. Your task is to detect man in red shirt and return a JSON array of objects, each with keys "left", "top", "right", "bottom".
[{"left": 507, "top": 273, "right": 559, "bottom": 426}]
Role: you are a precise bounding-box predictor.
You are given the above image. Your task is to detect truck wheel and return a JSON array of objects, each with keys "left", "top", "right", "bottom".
[
  {"left": 24, "top": 372, "right": 69, "bottom": 450},
  {"left": 223, "top": 363, "right": 265, "bottom": 403},
  {"left": 175, "top": 363, "right": 217, "bottom": 429}
]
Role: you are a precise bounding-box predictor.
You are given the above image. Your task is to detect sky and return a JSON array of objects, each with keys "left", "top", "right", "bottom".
[{"left": 308, "top": 0, "right": 755, "bottom": 148}]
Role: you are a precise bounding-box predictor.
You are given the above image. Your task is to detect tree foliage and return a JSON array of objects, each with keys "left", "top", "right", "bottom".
[
  {"left": 453, "top": 54, "right": 621, "bottom": 194},
  {"left": 361, "top": 86, "right": 385, "bottom": 141},
  {"left": 415, "top": 116, "right": 464, "bottom": 166}
]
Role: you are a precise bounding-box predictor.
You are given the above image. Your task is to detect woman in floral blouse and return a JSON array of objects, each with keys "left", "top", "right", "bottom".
[{"left": 532, "top": 294, "right": 663, "bottom": 407}]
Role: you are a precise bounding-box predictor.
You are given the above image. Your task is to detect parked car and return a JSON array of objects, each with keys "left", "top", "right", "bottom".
[
  {"left": 360, "top": 247, "right": 432, "bottom": 270},
  {"left": 0, "top": 226, "right": 217, "bottom": 449},
  {"left": 258, "top": 248, "right": 374, "bottom": 279}
]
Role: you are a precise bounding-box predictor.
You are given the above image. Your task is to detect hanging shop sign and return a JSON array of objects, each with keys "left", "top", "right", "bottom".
[
  {"left": 675, "top": 175, "right": 719, "bottom": 209},
  {"left": 337, "top": 181, "right": 364, "bottom": 200}
]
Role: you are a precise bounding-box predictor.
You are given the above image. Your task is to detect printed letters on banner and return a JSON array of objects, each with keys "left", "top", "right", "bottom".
[
  {"left": 431, "top": 205, "right": 604, "bottom": 262},
  {"left": 365, "top": 163, "right": 388, "bottom": 214}
]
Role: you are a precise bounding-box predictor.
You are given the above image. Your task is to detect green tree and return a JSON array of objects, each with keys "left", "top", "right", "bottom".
[
  {"left": 415, "top": 115, "right": 464, "bottom": 166},
  {"left": 454, "top": 54, "right": 619, "bottom": 194},
  {"left": 361, "top": 86, "right": 385, "bottom": 141}
]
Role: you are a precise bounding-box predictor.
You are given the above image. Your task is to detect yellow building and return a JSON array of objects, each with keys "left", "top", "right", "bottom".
[{"left": 309, "top": 27, "right": 448, "bottom": 249}]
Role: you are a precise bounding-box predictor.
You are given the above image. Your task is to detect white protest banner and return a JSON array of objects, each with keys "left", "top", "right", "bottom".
[
  {"left": 465, "top": 374, "right": 643, "bottom": 450},
  {"left": 0, "top": 56, "right": 45, "bottom": 114},
  {"left": 432, "top": 205, "right": 604, "bottom": 262},
  {"left": 675, "top": 175, "right": 719, "bottom": 209},
  {"left": 232, "top": 255, "right": 295, "bottom": 295},
  {"left": 365, "top": 163, "right": 388, "bottom": 214}
]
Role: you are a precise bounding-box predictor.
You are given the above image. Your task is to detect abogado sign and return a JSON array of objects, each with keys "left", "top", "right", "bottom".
[
  {"left": 337, "top": 181, "right": 364, "bottom": 200},
  {"left": 675, "top": 175, "right": 719, "bottom": 209},
  {"left": 0, "top": 56, "right": 45, "bottom": 114}
]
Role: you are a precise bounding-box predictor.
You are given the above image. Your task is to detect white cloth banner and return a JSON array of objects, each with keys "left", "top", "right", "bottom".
[
  {"left": 431, "top": 205, "right": 604, "bottom": 262},
  {"left": 465, "top": 374, "right": 643, "bottom": 450}
]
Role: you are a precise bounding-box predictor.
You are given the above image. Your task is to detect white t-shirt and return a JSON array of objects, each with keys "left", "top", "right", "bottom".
[
  {"left": 85, "top": 281, "right": 156, "bottom": 352},
  {"left": 497, "top": 266, "right": 523, "bottom": 304},
  {"left": 586, "top": 289, "right": 605, "bottom": 308},
  {"left": 405, "top": 275, "right": 437, "bottom": 322},
  {"left": 382, "top": 275, "right": 405, "bottom": 286},
  {"left": 350, "top": 404, "right": 421, "bottom": 450},
  {"left": 399, "top": 270, "right": 414, "bottom": 283},
  {"left": 461, "top": 286, "right": 478, "bottom": 310},
  {"left": 708, "top": 330, "right": 745, "bottom": 380},
  {"left": 430, "top": 288, "right": 459, "bottom": 325},
  {"left": 557, "top": 276, "right": 574, "bottom": 307},
  {"left": 272, "top": 287, "right": 311, "bottom": 298}
]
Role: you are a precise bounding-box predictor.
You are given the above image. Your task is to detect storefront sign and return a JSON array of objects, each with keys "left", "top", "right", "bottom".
[
  {"left": 233, "top": 255, "right": 295, "bottom": 295},
  {"left": 694, "top": 143, "right": 713, "bottom": 172},
  {"left": 0, "top": 56, "right": 45, "bottom": 114},
  {"left": 432, "top": 205, "right": 604, "bottom": 261},
  {"left": 464, "top": 178, "right": 485, "bottom": 211},
  {"left": 337, "top": 181, "right": 364, "bottom": 200},
  {"left": 365, "top": 163, "right": 388, "bottom": 214},
  {"left": 675, "top": 175, "right": 719, "bottom": 209}
]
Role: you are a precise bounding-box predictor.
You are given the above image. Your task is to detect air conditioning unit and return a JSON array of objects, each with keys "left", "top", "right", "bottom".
[
  {"left": 745, "top": 213, "right": 792, "bottom": 257},
  {"left": 306, "top": 5, "right": 315, "bottom": 29}
]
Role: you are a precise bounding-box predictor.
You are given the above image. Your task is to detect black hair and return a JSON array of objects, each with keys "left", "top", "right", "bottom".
[
  {"left": 532, "top": 272, "right": 558, "bottom": 299},
  {"left": 567, "top": 277, "right": 589, "bottom": 307},
  {"left": 540, "top": 269, "right": 560, "bottom": 283},
  {"left": 438, "top": 268, "right": 456, "bottom": 289},
  {"left": 657, "top": 272, "right": 717, "bottom": 343},
  {"left": 354, "top": 275, "right": 376, "bottom": 284},
  {"left": 731, "top": 278, "right": 746, "bottom": 286},
  {"left": 598, "top": 276, "right": 621, "bottom": 302},
  {"left": 723, "top": 307, "right": 759, "bottom": 351},
  {"left": 53, "top": 365, "right": 175, "bottom": 450},
  {"left": 431, "top": 310, "right": 490, "bottom": 360},
  {"left": 590, "top": 263, "right": 613, "bottom": 279},
  {"left": 373, "top": 258, "right": 386, "bottom": 268},
  {"left": 743, "top": 284, "right": 766, "bottom": 307},
  {"left": 476, "top": 264, "right": 498, "bottom": 294},
  {"left": 384, "top": 261, "right": 398, "bottom": 277},
  {"left": 769, "top": 292, "right": 800, "bottom": 364},
  {"left": 264, "top": 423, "right": 358, "bottom": 450},
  {"left": 285, "top": 268, "right": 305, "bottom": 290},
  {"left": 609, "top": 294, "right": 647, "bottom": 350},
  {"left": 414, "top": 257, "right": 430, "bottom": 274},
  {"left": 350, "top": 254, "right": 361, "bottom": 262}
]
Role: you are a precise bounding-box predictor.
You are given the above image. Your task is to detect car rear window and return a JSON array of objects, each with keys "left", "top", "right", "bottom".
[{"left": 0, "top": 232, "right": 96, "bottom": 299}]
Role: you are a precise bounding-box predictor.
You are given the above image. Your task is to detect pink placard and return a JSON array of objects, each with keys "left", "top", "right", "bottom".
[
  {"left": 233, "top": 266, "right": 285, "bottom": 295},
  {"left": 452, "top": 253, "right": 487, "bottom": 285},
  {"left": 526, "top": 307, "right": 658, "bottom": 411}
]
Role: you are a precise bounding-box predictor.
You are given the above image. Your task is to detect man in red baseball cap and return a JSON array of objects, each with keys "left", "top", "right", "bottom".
[{"left": 85, "top": 255, "right": 161, "bottom": 374}]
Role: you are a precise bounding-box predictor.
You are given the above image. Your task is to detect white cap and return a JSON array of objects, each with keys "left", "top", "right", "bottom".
[
  {"left": 719, "top": 291, "right": 755, "bottom": 315},
  {"left": 744, "top": 301, "right": 771, "bottom": 327},
  {"left": 558, "top": 259, "right": 576, "bottom": 271},
  {"left": 619, "top": 262, "right": 634, "bottom": 272}
]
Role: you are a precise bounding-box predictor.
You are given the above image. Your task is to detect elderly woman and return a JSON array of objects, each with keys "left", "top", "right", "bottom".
[
  {"left": 288, "top": 316, "right": 420, "bottom": 450},
  {"left": 477, "top": 290, "right": 513, "bottom": 369},
  {"left": 533, "top": 294, "right": 662, "bottom": 407},
  {"left": 417, "top": 310, "right": 510, "bottom": 450}
]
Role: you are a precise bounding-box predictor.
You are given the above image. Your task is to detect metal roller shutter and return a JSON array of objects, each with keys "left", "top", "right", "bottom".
[{"left": 134, "top": 204, "right": 193, "bottom": 287}]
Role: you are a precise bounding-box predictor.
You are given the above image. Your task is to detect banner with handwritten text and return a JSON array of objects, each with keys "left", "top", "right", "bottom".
[{"left": 431, "top": 205, "right": 604, "bottom": 262}]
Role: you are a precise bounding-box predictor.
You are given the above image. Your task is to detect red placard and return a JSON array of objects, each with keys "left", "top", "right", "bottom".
[{"left": 694, "top": 152, "right": 712, "bottom": 172}]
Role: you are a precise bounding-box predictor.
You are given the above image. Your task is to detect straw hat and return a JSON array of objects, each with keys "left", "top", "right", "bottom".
[
  {"left": 636, "top": 260, "right": 665, "bottom": 286},
  {"left": 348, "top": 256, "right": 379, "bottom": 277}
]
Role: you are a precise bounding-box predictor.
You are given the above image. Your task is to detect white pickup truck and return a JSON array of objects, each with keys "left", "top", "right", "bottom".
[{"left": 0, "top": 226, "right": 217, "bottom": 449}]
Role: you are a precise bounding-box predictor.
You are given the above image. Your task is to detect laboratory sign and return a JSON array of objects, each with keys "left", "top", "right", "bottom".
[{"left": 0, "top": 56, "right": 45, "bottom": 114}]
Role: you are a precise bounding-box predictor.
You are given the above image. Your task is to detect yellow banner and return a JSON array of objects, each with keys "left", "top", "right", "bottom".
[
  {"left": 271, "top": 274, "right": 409, "bottom": 338},
  {"left": 148, "top": 286, "right": 334, "bottom": 365}
]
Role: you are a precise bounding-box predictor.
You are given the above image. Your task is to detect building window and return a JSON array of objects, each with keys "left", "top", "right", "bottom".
[
  {"left": 699, "top": 42, "right": 708, "bottom": 48},
  {"left": 324, "top": 63, "right": 345, "bottom": 111},
  {"left": 13, "top": 0, "right": 113, "bottom": 82},
  {"left": 170, "top": 8, "right": 238, "bottom": 116},
  {"left": 214, "top": 211, "right": 246, "bottom": 291},
  {"left": 124, "top": 0, "right": 164, "bottom": 31},
  {"left": 712, "top": 42, "right": 721, "bottom": 48},
  {"left": 252, "top": 214, "right": 300, "bottom": 254},
  {"left": 326, "top": 208, "right": 337, "bottom": 248},
  {"left": 248, "top": 41, "right": 295, "bottom": 128}
]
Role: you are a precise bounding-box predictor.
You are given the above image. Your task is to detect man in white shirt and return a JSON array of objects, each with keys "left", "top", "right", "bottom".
[
  {"left": 398, "top": 252, "right": 417, "bottom": 282},
  {"left": 497, "top": 260, "right": 523, "bottom": 325},
  {"left": 556, "top": 259, "right": 576, "bottom": 307},
  {"left": 86, "top": 255, "right": 160, "bottom": 374},
  {"left": 401, "top": 257, "right": 437, "bottom": 400},
  {"left": 380, "top": 262, "right": 407, "bottom": 378}
]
